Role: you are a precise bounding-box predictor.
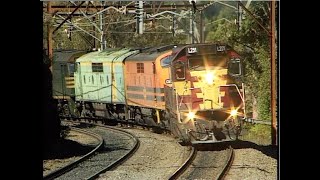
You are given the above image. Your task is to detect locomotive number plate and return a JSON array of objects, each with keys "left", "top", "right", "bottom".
[
  {"left": 187, "top": 47, "right": 197, "bottom": 54},
  {"left": 217, "top": 45, "right": 226, "bottom": 52}
]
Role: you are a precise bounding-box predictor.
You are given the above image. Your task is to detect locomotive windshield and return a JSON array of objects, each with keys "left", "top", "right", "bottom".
[
  {"left": 160, "top": 55, "right": 173, "bottom": 67},
  {"left": 174, "top": 61, "right": 186, "bottom": 80},
  {"left": 67, "top": 63, "right": 75, "bottom": 76},
  {"left": 228, "top": 58, "right": 241, "bottom": 75},
  {"left": 188, "top": 55, "right": 228, "bottom": 70}
]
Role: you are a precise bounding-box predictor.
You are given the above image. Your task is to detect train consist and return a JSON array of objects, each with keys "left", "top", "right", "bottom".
[{"left": 55, "top": 43, "right": 245, "bottom": 144}]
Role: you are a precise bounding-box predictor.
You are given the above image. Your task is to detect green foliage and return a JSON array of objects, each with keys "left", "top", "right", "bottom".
[
  {"left": 206, "top": 2, "right": 273, "bottom": 121},
  {"left": 44, "top": 9, "right": 187, "bottom": 50},
  {"left": 242, "top": 123, "right": 271, "bottom": 145},
  {"left": 103, "top": 12, "right": 186, "bottom": 48}
]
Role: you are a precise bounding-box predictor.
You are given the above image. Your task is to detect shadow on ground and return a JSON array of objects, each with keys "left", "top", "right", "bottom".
[
  {"left": 71, "top": 122, "right": 96, "bottom": 129},
  {"left": 43, "top": 139, "right": 94, "bottom": 160},
  {"left": 193, "top": 140, "right": 278, "bottom": 160}
]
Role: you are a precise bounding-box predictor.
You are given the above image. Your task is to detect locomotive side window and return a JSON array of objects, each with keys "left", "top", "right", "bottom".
[
  {"left": 92, "top": 63, "right": 103, "bottom": 72},
  {"left": 228, "top": 59, "right": 241, "bottom": 76},
  {"left": 137, "top": 63, "right": 144, "bottom": 73},
  {"left": 60, "top": 64, "right": 67, "bottom": 76},
  {"left": 67, "top": 63, "right": 75, "bottom": 76},
  {"left": 160, "top": 55, "right": 172, "bottom": 67},
  {"left": 174, "top": 61, "right": 185, "bottom": 80}
]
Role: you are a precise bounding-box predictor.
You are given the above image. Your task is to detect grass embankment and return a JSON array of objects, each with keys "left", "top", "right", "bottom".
[{"left": 240, "top": 123, "right": 272, "bottom": 145}]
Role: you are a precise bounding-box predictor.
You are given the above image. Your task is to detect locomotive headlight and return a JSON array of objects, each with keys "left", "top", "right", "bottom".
[
  {"left": 205, "top": 73, "right": 215, "bottom": 85},
  {"left": 187, "top": 112, "right": 195, "bottom": 120},
  {"left": 230, "top": 109, "right": 237, "bottom": 117}
]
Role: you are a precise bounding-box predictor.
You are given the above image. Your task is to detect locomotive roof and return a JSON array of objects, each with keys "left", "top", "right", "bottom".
[
  {"left": 125, "top": 44, "right": 179, "bottom": 62},
  {"left": 76, "top": 48, "right": 139, "bottom": 63},
  {"left": 170, "top": 43, "right": 232, "bottom": 61},
  {"left": 53, "top": 49, "right": 86, "bottom": 62}
]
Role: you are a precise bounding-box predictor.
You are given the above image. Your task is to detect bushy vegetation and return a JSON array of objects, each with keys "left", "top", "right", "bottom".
[
  {"left": 205, "top": 2, "right": 276, "bottom": 121},
  {"left": 241, "top": 123, "right": 271, "bottom": 145}
]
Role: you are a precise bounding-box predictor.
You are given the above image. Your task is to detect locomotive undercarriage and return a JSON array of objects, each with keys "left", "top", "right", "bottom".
[
  {"left": 61, "top": 101, "right": 242, "bottom": 144},
  {"left": 75, "top": 102, "right": 167, "bottom": 131},
  {"left": 56, "top": 98, "right": 80, "bottom": 117},
  {"left": 127, "top": 107, "right": 168, "bottom": 133},
  {"left": 167, "top": 109, "right": 243, "bottom": 144}
]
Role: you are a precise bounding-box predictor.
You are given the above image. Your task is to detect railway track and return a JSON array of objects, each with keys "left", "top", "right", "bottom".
[
  {"left": 86, "top": 125, "right": 140, "bottom": 180},
  {"left": 216, "top": 146, "right": 234, "bottom": 180},
  {"left": 168, "top": 147, "right": 197, "bottom": 180},
  {"left": 173, "top": 146, "right": 234, "bottom": 180},
  {"left": 61, "top": 116, "right": 171, "bottom": 133},
  {"left": 54, "top": 123, "right": 139, "bottom": 180},
  {"left": 54, "top": 118, "right": 235, "bottom": 179},
  {"left": 43, "top": 127, "right": 103, "bottom": 180},
  {"left": 45, "top": 121, "right": 139, "bottom": 180}
]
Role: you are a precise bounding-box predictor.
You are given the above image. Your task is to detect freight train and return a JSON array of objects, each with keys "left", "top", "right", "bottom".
[{"left": 57, "top": 43, "right": 245, "bottom": 144}]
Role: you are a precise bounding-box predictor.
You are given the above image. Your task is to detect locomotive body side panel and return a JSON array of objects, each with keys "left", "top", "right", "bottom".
[
  {"left": 125, "top": 49, "right": 173, "bottom": 110},
  {"left": 52, "top": 50, "right": 86, "bottom": 99},
  {"left": 75, "top": 49, "right": 138, "bottom": 104}
]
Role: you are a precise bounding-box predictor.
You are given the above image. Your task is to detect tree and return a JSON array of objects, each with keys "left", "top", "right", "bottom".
[
  {"left": 43, "top": 51, "right": 61, "bottom": 155},
  {"left": 206, "top": 2, "right": 274, "bottom": 121}
]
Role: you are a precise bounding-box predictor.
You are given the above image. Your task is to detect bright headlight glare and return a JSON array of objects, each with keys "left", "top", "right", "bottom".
[
  {"left": 187, "top": 112, "right": 195, "bottom": 119},
  {"left": 205, "top": 73, "right": 214, "bottom": 85},
  {"left": 230, "top": 110, "right": 237, "bottom": 117}
]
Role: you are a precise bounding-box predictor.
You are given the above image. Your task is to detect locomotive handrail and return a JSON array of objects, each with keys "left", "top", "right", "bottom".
[
  {"left": 244, "top": 118, "right": 272, "bottom": 125},
  {"left": 218, "top": 84, "right": 246, "bottom": 117},
  {"left": 219, "top": 84, "right": 244, "bottom": 103}
]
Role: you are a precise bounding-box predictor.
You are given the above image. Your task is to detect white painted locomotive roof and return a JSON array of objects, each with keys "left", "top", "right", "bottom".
[{"left": 76, "top": 48, "right": 139, "bottom": 63}]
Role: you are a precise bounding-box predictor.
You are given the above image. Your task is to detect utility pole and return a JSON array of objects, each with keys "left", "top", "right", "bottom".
[
  {"left": 47, "top": 1, "right": 53, "bottom": 71},
  {"left": 200, "top": 10, "right": 203, "bottom": 43},
  {"left": 99, "top": 1, "right": 106, "bottom": 51},
  {"left": 172, "top": 15, "right": 176, "bottom": 37},
  {"left": 191, "top": 9, "right": 194, "bottom": 44},
  {"left": 237, "top": 1, "right": 243, "bottom": 30},
  {"left": 93, "top": 17, "right": 96, "bottom": 49},
  {"left": 99, "top": 12, "right": 105, "bottom": 51},
  {"left": 189, "top": 9, "right": 193, "bottom": 44},
  {"left": 135, "top": 1, "right": 144, "bottom": 34},
  {"left": 270, "top": 0, "right": 277, "bottom": 146}
]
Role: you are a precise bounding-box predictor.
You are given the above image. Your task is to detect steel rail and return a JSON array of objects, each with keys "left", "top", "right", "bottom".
[
  {"left": 85, "top": 125, "right": 140, "bottom": 180},
  {"left": 168, "top": 147, "right": 197, "bottom": 180},
  {"left": 215, "top": 146, "right": 234, "bottom": 180},
  {"left": 43, "top": 127, "right": 103, "bottom": 180}
]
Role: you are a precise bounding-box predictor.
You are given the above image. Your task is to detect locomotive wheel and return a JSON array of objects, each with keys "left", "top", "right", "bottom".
[
  {"left": 63, "top": 104, "right": 70, "bottom": 116},
  {"left": 74, "top": 109, "right": 81, "bottom": 118},
  {"left": 169, "top": 118, "right": 183, "bottom": 139},
  {"left": 188, "top": 121, "right": 209, "bottom": 141},
  {"left": 225, "top": 117, "right": 242, "bottom": 140}
]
